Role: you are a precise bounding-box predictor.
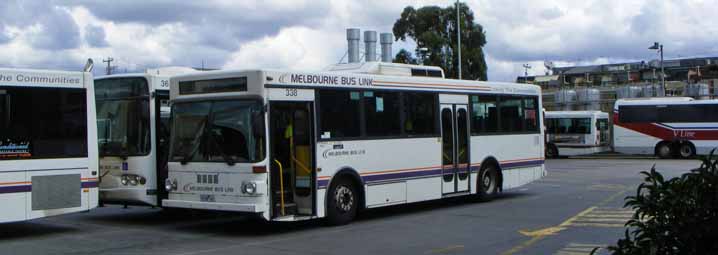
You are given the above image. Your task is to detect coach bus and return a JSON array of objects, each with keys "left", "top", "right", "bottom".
[
  {"left": 544, "top": 111, "right": 610, "bottom": 158},
  {"left": 0, "top": 67, "right": 98, "bottom": 223},
  {"left": 95, "top": 73, "right": 172, "bottom": 207},
  {"left": 613, "top": 97, "right": 718, "bottom": 159},
  {"left": 163, "top": 62, "right": 545, "bottom": 224}
]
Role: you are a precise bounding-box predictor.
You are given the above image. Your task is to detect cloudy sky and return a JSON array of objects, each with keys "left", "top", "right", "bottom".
[{"left": 1, "top": 0, "right": 716, "bottom": 81}]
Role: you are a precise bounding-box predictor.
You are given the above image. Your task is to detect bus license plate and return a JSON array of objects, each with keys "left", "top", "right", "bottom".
[{"left": 200, "top": 194, "right": 215, "bottom": 202}]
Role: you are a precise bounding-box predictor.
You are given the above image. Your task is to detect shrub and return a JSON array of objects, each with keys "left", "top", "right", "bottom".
[{"left": 607, "top": 151, "right": 718, "bottom": 254}]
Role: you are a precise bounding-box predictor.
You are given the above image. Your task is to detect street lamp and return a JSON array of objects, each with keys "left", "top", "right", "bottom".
[
  {"left": 456, "top": 0, "right": 462, "bottom": 80},
  {"left": 523, "top": 64, "right": 532, "bottom": 83},
  {"left": 648, "top": 42, "right": 665, "bottom": 95}
]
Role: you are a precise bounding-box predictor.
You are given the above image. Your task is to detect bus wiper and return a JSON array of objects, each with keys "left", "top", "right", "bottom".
[
  {"left": 207, "top": 127, "right": 235, "bottom": 166},
  {"left": 180, "top": 118, "right": 208, "bottom": 165}
]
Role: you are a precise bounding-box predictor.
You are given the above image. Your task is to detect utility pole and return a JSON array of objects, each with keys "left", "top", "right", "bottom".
[
  {"left": 648, "top": 42, "right": 665, "bottom": 95},
  {"left": 103, "top": 57, "right": 114, "bottom": 75},
  {"left": 523, "top": 64, "right": 532, "bottom": 83},
  {"left": 456, "top": 0, "right": 462, "bottom": 80}
]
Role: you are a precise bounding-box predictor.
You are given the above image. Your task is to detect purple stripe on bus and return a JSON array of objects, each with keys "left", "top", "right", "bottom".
[
  {"left": 317, "top": 160, "right": 544, "bottom": 189},
  {"left": 81, "top": 181, "right": 98, "bottom": 188},
  {"left": 502, "top": 160, "right": 544, "bottom": 169},
  {"left": 0, "top": 185, "right": 31, "bottom": 194}
]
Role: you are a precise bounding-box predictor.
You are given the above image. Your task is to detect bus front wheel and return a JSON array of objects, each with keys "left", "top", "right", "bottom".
[
  {"left": 326, "top": 178, "right": 358, "bottom": 225},
  {"left": 656, "top": 142, "right": 673, "bottom": 159},
  {"left": 545, "top": 144, "right": 559, "bottom": 159}
]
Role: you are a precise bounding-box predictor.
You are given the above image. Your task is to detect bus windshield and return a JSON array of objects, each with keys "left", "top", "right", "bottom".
[
  {"left": 95, "top": 78, "right": 151, "bottom": 158},
  {"left": 169, "top": 100, "right": 265, "bottom": 164}
]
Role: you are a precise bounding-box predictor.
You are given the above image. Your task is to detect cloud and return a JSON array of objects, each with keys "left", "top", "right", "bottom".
[
  {"left": 84, "top": 25, "right": 108, "bottom": 47},
  {"left": 0, "top": 0, "right": 716, "bottom": 82},
  {"left": 28, "top": 7, "right": 81, "bottom": 50}
]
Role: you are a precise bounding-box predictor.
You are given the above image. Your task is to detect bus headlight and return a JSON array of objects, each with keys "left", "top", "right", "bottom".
[
  {"left": 241, "top": 182, "right": 257, "bottom": 195},
  {"left": 121, "top": 175, "right": 129, "bottom": 186},
  {"left": 165, "top": 179, "right": 177, "bottom": 191}
]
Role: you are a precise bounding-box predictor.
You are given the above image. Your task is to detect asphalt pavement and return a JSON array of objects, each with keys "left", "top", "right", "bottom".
[{"left": 0, "top": 159, "right": 700, "bottom": 255}]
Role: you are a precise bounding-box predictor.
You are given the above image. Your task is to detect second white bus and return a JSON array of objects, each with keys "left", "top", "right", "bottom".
[
  {"left": 163, "top": 62, "right": 545, "bottom": 224},
  {"left": 544, "top": 111, "right": 610, "bottom": 158},
  {"left": 613, "top": 98, "right": 718, "bottom": 159},
  {"left": 95, "top": 73, "right": 171, "bottom": 206},
  {"left": 1, "top": 67, "right": 99, "bottom": 223}
]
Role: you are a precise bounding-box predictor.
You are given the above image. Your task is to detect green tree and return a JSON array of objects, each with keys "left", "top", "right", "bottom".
[
  {"left": 393, "top": 49, "right": 418, "bottom": 64},
  {"left": 392, "top": 3, "right": 487, "bottom": 80},
  {"left": 607, "top": 151, "right": 718, "bottom": 254}
]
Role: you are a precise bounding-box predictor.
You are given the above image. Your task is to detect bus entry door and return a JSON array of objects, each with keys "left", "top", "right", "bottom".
[
  {"left": 440, "top": 104, "right": 470, "bottom": 195},
  {"left": 269, "top": 101, "right": 315, "bottom": 217}
]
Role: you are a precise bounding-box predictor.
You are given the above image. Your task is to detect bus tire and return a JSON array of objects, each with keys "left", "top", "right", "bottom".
[
  {"left": 655, "top": 142, "right": 673, "bottom": 159},
  {"left": 326, "top": 177, "right": 358, "bottom": 225},
  {"left": 477, "top": 165, "right": 499, "bottom": 202},
  {"left": 679, "top": 142, "right": 696, "bottom": 159},
  {"left": 545, "top": 144, "right": 559, "bottom": 159}
]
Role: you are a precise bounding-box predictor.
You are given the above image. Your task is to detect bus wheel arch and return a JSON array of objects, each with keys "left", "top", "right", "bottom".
[
  {"left": 476, "top": 157, "right": 502, "bottom": 201},
  {"left": 324, "top": 168, "right": 364, "bottom": 225},
  {"left": 655, "top": 141, "right": 674, "bottom": 159}
]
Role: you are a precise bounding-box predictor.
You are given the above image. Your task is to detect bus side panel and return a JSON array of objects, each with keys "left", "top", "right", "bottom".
[
  {"left": 85, "top": 73, "right": 99, "bottom": 210},
  {"left": 315, "top": 138, "right": 440, "bottom": 216},
  {"left": 25, "top": 167, "right": 94, "bottom": 221},
  {"left": 471, "top": 134, "right": 544, "bottom": 191},
  {"left": 613, "top": 125, "right": 660, "bottom": 155},
  {"left": 0, "top": 171, "right": 28, "bottom": 223}
]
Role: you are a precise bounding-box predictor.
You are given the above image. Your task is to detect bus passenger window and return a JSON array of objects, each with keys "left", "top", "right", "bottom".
[
  {"left": 470, "top": 95, "right": 499, "bottom": 134},
  {"left": 403, "top": 93, "right": 436, "bottom": 136},
  {"left": 318, "top": 90, "right": 361, "bottom": 139},
  {"left": 364, "top": 91, "right": 401, "bottom": 137}
]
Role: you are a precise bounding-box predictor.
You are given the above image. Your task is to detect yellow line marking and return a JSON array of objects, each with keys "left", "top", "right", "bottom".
[
  {"left": 572, "top": 218, "right": 630, "bottom": 223},
  {"left": 556, "top": 251, "right": 590, "bottom": 255},
  {"left": 502, "top": 188, "right": 629, "bottom": 255},
  {"left": 519, "top": 226, "right": 565, "bottom": 237},
  {"left": 569, "top": 223, "right": 626, "bottom": 228},
  {"left": 554, "top": 243, "right": 604, "bottom": 255},
  {"left": 425, "top": 245, "right": 464, "bottom": 254}
]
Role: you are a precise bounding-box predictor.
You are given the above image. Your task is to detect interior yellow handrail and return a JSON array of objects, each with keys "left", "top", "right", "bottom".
[
  {"left": 291, "top": 156, "right": 312, "bottom": 175},
  {"left": 273, "top": 159, "right": 285, "bottom": 216}
]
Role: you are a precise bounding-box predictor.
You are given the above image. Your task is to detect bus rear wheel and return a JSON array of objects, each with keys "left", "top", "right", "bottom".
[
  {"left": 679, "top": 142, "right": 696, "bottom": 159},
  {"left": 656, "top": 142, "right": 673, "bottom": 159},
  {"left": 326, "top": 178, "right": 358, "bottom": 225},
  {"left": 477, "top": 165, "right": 499, "bottom": 202}
]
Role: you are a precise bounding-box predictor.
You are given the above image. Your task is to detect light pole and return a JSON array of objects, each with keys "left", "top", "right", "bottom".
[
  {"left": 649, "top": 42, "right": 665, "bottom": 95},
  {"left": 523, "top": 64, "right": 532, "bottom": 83},
  {"left": 456, "top": 0, "right": 462, "bottom": 80}
]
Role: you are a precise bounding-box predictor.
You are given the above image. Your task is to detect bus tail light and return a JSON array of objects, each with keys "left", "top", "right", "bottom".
[{"left": 252, "top": 166, "right": 267, "bottom": 174}]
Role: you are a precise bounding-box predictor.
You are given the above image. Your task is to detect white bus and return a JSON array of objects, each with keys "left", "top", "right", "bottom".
[
  {"left": 613, "top": 97, "right": 718, "bottom": 159},
  {"left": 0, "top": 67, "right": 99, "bottom": 223},
  {"left": 163, "top": 62, "right": 545, "bottom": 224},
  {"left": 544, "top": 111, "right": 610, "bottom": 158},
  {"left": 95, "top": 73, "right": 171, "bottom": 207}
]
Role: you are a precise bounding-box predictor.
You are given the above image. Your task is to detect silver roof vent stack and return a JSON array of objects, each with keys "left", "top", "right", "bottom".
[
  {"left": 380, "top": 33, "right": 393, "bottom": 63},
  {"left": 364, "top": 30, "right": 377, "bottom": 62},
  {"left": 347, "top": 28, "right": 361, "bottom": 63}
]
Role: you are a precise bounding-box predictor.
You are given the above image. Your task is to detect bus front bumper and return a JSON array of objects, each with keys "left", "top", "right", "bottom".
[{"left": 162, "top": 199, "right": 261, "bottom": 213}]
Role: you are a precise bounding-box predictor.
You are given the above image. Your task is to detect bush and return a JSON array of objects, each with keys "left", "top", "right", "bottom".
[{"left": 607, "top": 151, "right": 718, "bottom": 254}]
